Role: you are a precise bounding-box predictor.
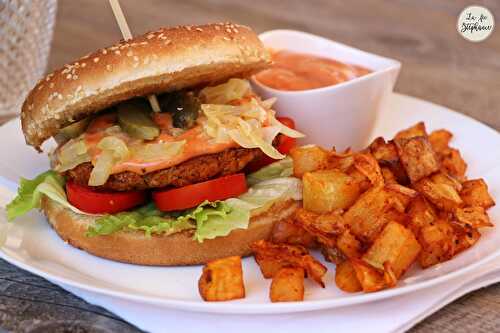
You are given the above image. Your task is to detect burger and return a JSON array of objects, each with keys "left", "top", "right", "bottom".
[{"left": 6, "top": 23, "right": 304, "bottom": 265}]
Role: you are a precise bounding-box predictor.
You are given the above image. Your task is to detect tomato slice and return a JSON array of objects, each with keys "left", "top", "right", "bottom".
[
  {"left": 153, "top": 174, "right": 247, "bottom": 212},
  {"left": 247, "top": 116, "right": 297, "bottom": 172},
  {"left": 66, "top": 182, "right": 147, "bottom": 214}
]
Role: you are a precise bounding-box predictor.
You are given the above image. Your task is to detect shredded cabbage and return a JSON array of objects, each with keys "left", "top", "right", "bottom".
[
  {"left": 200, "top": 79, "right": 304, "bottom": 159},
  {"left": 200, "top": 78, "right": 251, "bottom": 104},
  {"left": 131, "top": 140, "right": 186, "bottom": 162},
  {"left": 88, "top": 136, "right": 130, "bottom": 186},
  {"left": 54, "top": 139, "right": 91, "bottom": 172}
]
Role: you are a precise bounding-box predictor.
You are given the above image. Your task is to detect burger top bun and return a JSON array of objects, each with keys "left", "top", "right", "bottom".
[{"left": 21, "top": 22, "right": 271, "bottom": 150}]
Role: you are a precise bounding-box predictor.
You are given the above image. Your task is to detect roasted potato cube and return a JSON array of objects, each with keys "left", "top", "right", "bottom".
[
  {"left": 353, "top": 153, "right": 384, "bottom": 186},
  {"left": 394, "top": 122, "right": 428, "bottom": 140},
  {"left": 198, "top": 256, "right": 245, "bottom": 301},
  {"left": 440, "top": 148, "right": 467, "bottom": 180},
  {"left": 303, "top": 170, "right": 361, "bottom": 213},
  {"left": 327, "top": 151, "right": 355, "bottom": 172},
  {"left": 351, "top": 259, "right": 387, "bottom": 293},
  {"left": 347, "top": 168, "right": 372, "bottom": 192},
  {"left": 381, "top": 167, "right": 398, "bottom": 184},
  {"left": 254, "top": 256, "right": 283, "bottom": 279},
  {"left": 271, "top": 217, "right": 317, "bottom": 248},
  {"left": 407, "top": 196, "right": 436, "bottom": 235},
  {"left": 251, "top": 240, "right": 327, "bottom": 287},
  {"left": 270, "top": 267, "right": 305, "bottom": 302},
  {"left": 414, "top": 173, "right": 463, "bottom": 212},
  {"left": 321, "top": 246, "right": 346, "bottom": 264},
  {"left": 337, "top": 230, "right": 363, "bottom": 259},
  {"left": 454, "top": 206, "right": 493, "bottom": 229},
  {"left": 369, "top": 137, "right": 399, "bottom": 163},
  {"left": 362, "top": 222, "right": 421, "bottom": 278},
  {"left": 417, "top": 219, "right": 455, "bottom": 268},
  {"left": 454, "top": 227, "right": 481, "bottom": 254},
  {"left": 460, "top": 179, "right": 495, "bottom": 209},
  {"left": 395, "top": 136, "right": 440, "bottom": 183},
  {"left": 343, "top": 186, "right": 393, "bottom": 242},
  {"left": 335, "top": 260, "right": 362, "bottom": 292},
  {"left": 429, "top": 129, "right": 453, "bottom": 153},
  {"left": 294, "top": 208, "right": 346, "bottom": 248},
  {"left": 290, "top": 145, "right": 329, "bottom": 177}
]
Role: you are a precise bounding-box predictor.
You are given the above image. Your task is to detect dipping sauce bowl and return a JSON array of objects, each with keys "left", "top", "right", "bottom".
[{"left": 251, "top": 30, "right": 401, "bottom": 151}]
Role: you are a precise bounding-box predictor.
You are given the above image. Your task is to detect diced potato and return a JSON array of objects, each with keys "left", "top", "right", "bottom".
[
  {"left": 321, "top": 246, "right": 346, "bottom": 264},
  {"left": 454, "top": 206, "right": 493, "bottom": 229},
  {"left": 347, "top": 168, "right": 372, "bottom": 192},
  {"left": 343, "top": 186, "right": 391, "bottom": 242},
  {"left": 381, "top": 167, "right": 398, "bottom": 184},
  {"left": 369, "top": 137, "right": 399, "bottom": 164},
  {"left": 290, "top": 145, "right": 329, "bottom": 177},
  {"left": 335, "top": 260, "right": 362, "bottom": 292},
  {"left": 353, "top": 153, "right": 384, "bottom": 186},
  {"left": 429, "top": 129, "right": 453, "bottom": 153},
  {"left": 394, "top": 136, "right": 440, "bottom": 183},
  {"left": 271, "top": 217, "right": 317, "bottom": 248},
  {"left": 414, "top": 173, "right": 463, "bottom": 212},
  {"left": 303, "top": 170, "right": 361, "bottom": 213},
  {"left": 337, "top": 229, "right": 363, "bottom": 259},
  {"left": 440, "top": 148, "right": 467, "bottom": 180},
  {"left": 385, "top": 183, "right": 419, "bottom": 208},
  {"left": 362, "top": 222, "right": 421, "bottom": 278},
  {"left": 417, "top": 219, "right": 455, "bottom": 268},
  {"left": 251, "top": 240, "right": 327, "bottom": 287},
  {"left": 460, "top": 179, "right": 495, "bottom": 209},
  {"left": 350, "top": 259, "right": 387, "bottom": 293},
  {"left": 327, "top": 151, "right": 355, "bottom": 172},
  {"left": 453, "top": 227, "right": 481, "bottom": 254},
  {"left": 394, "top": 122, "right": 428, "bottom": 140},
  {"left": 270, "top": 267, "right": 305, "bottom": 302},
  {"left": 294, "top": 208, "right": 346, "bottom": 248},
  {"left": 198, "top": 256, "right": 245, "bottom": 301},
  {"left": 407, "top": 196, "right": 436, "bottom": 235}
]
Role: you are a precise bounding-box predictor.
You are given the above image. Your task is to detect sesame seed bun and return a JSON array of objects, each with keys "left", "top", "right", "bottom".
[
  {"left": 41, "top": 196, "right": 298, "bottom": 266},
  {"left": 21, "top": 23, "right": 271, "bottom": 150}
]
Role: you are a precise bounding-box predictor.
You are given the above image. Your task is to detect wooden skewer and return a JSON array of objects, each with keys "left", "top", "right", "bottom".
[{"left": 108, "top": 0, "right": 161, "bottom": 112}]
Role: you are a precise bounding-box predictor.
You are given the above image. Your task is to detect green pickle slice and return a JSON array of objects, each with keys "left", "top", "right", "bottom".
[{"left": 117, "top": 99, "right": 160, "bottom": 140}]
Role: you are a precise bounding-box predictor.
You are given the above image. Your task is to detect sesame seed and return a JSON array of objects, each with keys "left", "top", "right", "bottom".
[
  {"left": 115, "top": 50, "right": 121, "bottom": 55},
  {"left": 81, "top": 63, "right": 86, "bottom": 68},
  {"left": 140, "top": 41, "right": 148, "bottom": 45},
  {"left": 226, "top": 28, "right": 232, "bottom": 33},
  {"left": 164, "top": 40, "right": 171, "bottom": 45},
  {"left": 186, "top": 26, "right": 192, "bottom": 31},
  {"left": 72, "top": 75, "right": 78, "bottom": 80},
  {"left": 223, "top": 36, "right": 230, "bottom": 41},
  {"left": 93, "top": 57, "right": 99, "bottom": 63},
  {"left": 106, "top": 65, "right": 112, "bottom": 71},
  {"left": 66, "top": 74, "right": 72, "bottom": 79},
  {"left": 102, "top": 49, "right": 108, "bottom": 54},
  {"left": 147, "top": 34, "right": 155, "bottom": 39},
  {"left": 126, "top": 50, "right": 133, "bottom": 57},
  {"left": 133, "top": 56, "right": 139, "bottom": 62},
  {"left": 196, "top": 27, "right": 203, "bottom": 32},
  {"left": 215, "top": 25, "right": 221, "bottom": 31},
  {"left": 160, "top": 36, "right": 167, "bottom": 40}
]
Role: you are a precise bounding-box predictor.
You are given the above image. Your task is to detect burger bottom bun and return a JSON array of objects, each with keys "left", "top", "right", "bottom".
[{"left": 41, "top": 197, "right": 299, "bottom": 266}]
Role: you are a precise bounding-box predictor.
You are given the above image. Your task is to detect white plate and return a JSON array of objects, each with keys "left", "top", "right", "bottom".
[{"left": 0, "top": 93, "right": 499, "bottom": 314}]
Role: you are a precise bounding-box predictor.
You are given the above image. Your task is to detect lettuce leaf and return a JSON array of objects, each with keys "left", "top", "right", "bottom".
[
  {"left": 246, "top": 157, "right": 293, "bottom": 186},
  {"left": 86, "top": 202, "right": 195, "bottom": 238},
  {"left": 6, "top": 157, "right": 301, "bottom": 242}
]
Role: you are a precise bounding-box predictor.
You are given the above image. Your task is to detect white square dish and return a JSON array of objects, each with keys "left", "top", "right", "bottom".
[{"left": 251, "top": 29, "right": 401, "bottom": 150}]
